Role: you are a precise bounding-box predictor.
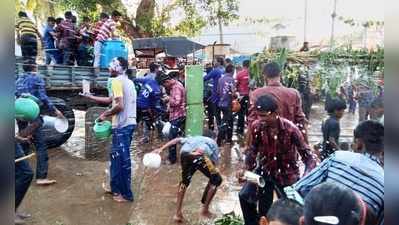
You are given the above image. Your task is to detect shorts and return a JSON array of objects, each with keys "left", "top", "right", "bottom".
[{"left": 180, "top": 152, "right": 222, "bottom": 187}]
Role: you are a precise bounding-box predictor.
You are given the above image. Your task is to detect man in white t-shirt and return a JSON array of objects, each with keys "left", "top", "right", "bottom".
[{"left": 82, "top": 57, "right": 136, "bottom": 202}]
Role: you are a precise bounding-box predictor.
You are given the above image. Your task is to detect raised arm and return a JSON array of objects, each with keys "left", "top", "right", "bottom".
[{"left": 153, "top": 138, "right": 182, "bottom": 154}]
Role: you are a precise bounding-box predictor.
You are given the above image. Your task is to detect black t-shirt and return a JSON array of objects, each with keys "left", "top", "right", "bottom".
[{"left": 321, "top": 116, "right": 340, "bottom": 158}]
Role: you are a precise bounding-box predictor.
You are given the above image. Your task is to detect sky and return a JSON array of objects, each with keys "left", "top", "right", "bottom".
[{"left": 191, "top": 0, "right": 384, "bottom": 54}]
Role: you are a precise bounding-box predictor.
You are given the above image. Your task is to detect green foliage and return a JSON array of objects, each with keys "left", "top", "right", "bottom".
[
  {"left": 49, "top": 0, "right": 238, "bottom": 38},
  {"left": 214, "top": 212, "right": 244, "bottom": 225},
  {"left": 177, "top": 0, "right": 239, "bottom": 26}
]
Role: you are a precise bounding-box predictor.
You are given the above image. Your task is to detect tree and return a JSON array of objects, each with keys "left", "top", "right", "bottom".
[{"left": 18, "top": 0, "right": 239, "bottom": 39}]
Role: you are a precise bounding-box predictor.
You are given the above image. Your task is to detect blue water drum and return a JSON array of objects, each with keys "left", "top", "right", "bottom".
[{"left": 100, "top": 39, "right": 128, "bottom": 68}]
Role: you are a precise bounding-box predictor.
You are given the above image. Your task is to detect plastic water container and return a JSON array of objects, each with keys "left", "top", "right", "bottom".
[
  {"left": 100, "top": 39, "right": 128, "bottom": 68},
  {"left": 143, "top": 153, "right": 162, "bottom": 169}
]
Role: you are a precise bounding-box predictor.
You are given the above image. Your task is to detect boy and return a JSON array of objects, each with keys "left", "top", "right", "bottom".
[
  {"left": 321, "top": 98, "right": 347, "bottom": 159},
  {"left": 43, "top": 17, "right": 58, "bottom": 65},
  {"left": 259, "top": 199, "right": 303, "bottom": 225},
  {"left": 153, "top": 130, "right": 222, "bottom": 222}
]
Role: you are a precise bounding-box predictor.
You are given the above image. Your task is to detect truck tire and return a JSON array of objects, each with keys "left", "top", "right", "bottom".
[{"left": 43, "top": 98, "right": 75, "bottom": 149}]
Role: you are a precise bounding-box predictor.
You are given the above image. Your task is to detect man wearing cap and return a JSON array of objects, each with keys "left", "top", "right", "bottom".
[
  {"left": 82, "top": 57, "right": 137, "bottom": 202},
  {"left": 237, "top": 94, "right": 317, "bottom": 225},
  {"left": 157, "top": 72, "right": 186, "bottom": 164}
]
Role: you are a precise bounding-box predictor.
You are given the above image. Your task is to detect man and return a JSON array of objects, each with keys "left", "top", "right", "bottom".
[
  {"left": 217, "top": 64, "right": 236, "bottom": 145},
  {"left": 204, "top": 64, "right": 214, "bottom": 130},
  {"left": 43, "top": 17, "right": 59, "bottom": 65},
  {"left": 135, "top": 66, "right": 162, "bottom": 143},
  {"left": 153, "top": 130, "right": 222, "bottom": 222},
  {"left": 15, "top": 61, "right": 63, "bottom": 185},
  {"left": 204, "top": 57, "right": 225, "bottom": 130},
  {"left": 157, "top": 73, "right": 186, "bottom": 164},
  {"left": 347, "top": 83, "right": 357, "bottom": 114},
  {"left": 83, "top": 57, "right": 137, "bottom": 202},
  {"left": 238, "top": 94, "right": 317, "bottom": 225},
  {"left": 370, "top": 96, "right": 384, "bottom": 123},
  {"left": 78, "top": 16, "right": 92, "bottom": 37},
  {"left": 90, "top": 13, "right": 109, "bottom": 45},
  {"left": 15, "top": 11, "right": 42, "bottom": 62},
  {"left": 247, "top": 62, "right": 308, "bottom": 143},
  {"left": 294, "top": 120, "right": 384, "bottom": 225},
  {"left": 76, "top": 35, "right": 93, "bottom": 66},
  {"left": 235, "top": 60, "right": 250, "bottom": 135},
  {"left": 15, "top": 128, "right": 34, "bottom": 224},
  {"left": 146, "top": 62, "right": 160, "bottom": 80},
  {"left": 356, "top": 82, "right": 374, "bottom": 122},
  {"left": 56, "top": 11, "right": 78, "bottom": 65},
  {"left": 93, "top": 10, "right": 122, "bottom": 68}
]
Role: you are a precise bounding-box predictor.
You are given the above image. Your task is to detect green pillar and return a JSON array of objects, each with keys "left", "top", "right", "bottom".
[{"left": 185, "top": 65, "right": 204, "bottom": 136}]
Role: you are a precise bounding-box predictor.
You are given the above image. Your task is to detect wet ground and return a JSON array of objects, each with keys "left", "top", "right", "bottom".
[{"left": 19, "top": 103, "right": 358, "bottom": 225}]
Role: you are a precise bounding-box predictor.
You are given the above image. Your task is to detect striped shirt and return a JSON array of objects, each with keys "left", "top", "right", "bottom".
[
  {"left": 15, "top": 17, "right": 39, "bottom": 38},
  {"left": 294, "top": 151, "right": 384, "bottom": 224},
  {"left": 91, "top": 20, "right": 104, "bottom": 39},
  {"left": 96, "top": 18, "right": 117, "bottom": 42}
]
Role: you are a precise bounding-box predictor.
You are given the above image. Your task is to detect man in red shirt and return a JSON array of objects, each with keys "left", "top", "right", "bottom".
[
  {"left": 56, "top": 11, "right": 78, "bottom": 65},
  {"left": 157, "top": 72, "right": 186, "bottom": 164},
  {"left": 93, "top": 10, "right": 121, "bottom": 68},
  {"left": 238, "top": 94, "right": 317, "bottom": 225},
  {"left": 235, "top": 60, "right": 250, "bottom": 135},
  {"left": 247, "top": 62, "right": 308, "bottom": 143}
]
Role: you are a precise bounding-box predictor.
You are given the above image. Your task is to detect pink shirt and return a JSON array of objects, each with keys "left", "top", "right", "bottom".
[
  {"left": 169, "top": 80, "right": 186, "bottom": 121},
  {"left": 236, "top": 68, "right": 250, "bottom": 96}
]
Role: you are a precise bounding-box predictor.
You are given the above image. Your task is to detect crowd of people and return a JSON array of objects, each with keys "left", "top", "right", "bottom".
[
  {"left": 16, "top": 10, "right": 122, "bottom": 67},
  {"left": 15, "top": 12, "right": 384, "bottom": 225}
]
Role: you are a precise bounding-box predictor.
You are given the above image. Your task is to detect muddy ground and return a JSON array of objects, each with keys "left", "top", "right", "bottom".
[{"left": 19, "top": 103, "right": 358, "bottom": 225}]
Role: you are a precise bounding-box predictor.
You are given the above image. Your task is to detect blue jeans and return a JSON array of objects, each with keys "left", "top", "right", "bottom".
[
  {"left": 15, "top": 142, "right": 33, "bottom": 210},
  {"left": 168, "top": 117, "right": 185, "bottom": 164},
  {"left": 17, "top": 117, "right": 49, "bottom": 179},
  {"left": 45, "top": 49, "right": 60, "bottom": 65},
  {"left": 110, "top": 124, "right": 136, "bottom": 201},
  {"left": 62, "top": 48, "right": 75, "bottom": 65}
]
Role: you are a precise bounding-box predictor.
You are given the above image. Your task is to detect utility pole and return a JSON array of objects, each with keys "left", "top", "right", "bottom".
[
  {"left": 304, "top": 0, "right": 308, "bottom": 43},
  {"left": 217, "top": 0, "right": 224, "bottom": 44},
  {"left": 330, "top": 0, "right": 337, "bottom": 50}
]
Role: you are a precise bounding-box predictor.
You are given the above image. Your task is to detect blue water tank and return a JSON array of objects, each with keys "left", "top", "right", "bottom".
[{"left": 100, "top": 40, "right": 128, "bottom": 68}]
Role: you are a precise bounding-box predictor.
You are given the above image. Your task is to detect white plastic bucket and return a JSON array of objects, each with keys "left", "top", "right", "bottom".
[
  {"left": 162, "top": 122, "right": 171, "bottom": 137},
  {"left": 143, "top": 153, "right": 162, "bottom": 169},
  {"left": 43, "top": 116, "right": 69, "bottom": 133}
]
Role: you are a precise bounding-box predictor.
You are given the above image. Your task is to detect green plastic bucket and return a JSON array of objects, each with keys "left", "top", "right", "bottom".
[
  {"left": 93, "top": 119, "right": 112, "bottom": 139},
  {"left": 15, "top": 97, "right": 40, "bottom": 121}
]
